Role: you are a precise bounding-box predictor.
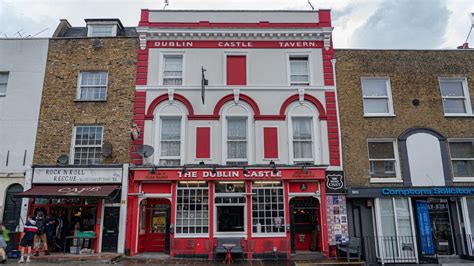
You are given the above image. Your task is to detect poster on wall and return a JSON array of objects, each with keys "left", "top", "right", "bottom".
[
  {"left": 416, "top": 200, "right": 435, "bottom": 255},
  {"left": 325, "top": 171, "right": 345, "bottom": 194}
]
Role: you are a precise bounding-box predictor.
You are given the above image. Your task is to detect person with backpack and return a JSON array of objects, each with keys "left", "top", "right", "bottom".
[
  {"left": 19, "top": 217, "right": 37, "bottom": 263},
  {"left": 0, "top": 223, "right": 9, "bottom": 264},
  {"left": 33, "top": 212, "right": 49, "bottom": 256}
]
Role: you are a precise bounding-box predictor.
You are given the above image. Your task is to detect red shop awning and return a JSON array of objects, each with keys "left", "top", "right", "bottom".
[{"left": 15, "top": 185, "right": 120, "bottom": 198}]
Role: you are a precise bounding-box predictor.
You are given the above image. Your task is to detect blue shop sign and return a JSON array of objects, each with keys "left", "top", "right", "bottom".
[{"left": 381, "top": 187, "right": 474, "bottom": 197}]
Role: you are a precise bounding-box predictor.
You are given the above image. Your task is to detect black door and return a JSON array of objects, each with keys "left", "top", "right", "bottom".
[
  {"left": 2, "top": 184, "right": 23, "bottom": 231},
  {"left": 101, "top": 207, "right": 120, "bottom": 252},
  {"left": 290, "top": 205, "right": 296, "bottom": 253},
  {"left": 164, "top": 206, "right": 171, "bottom": 254}
]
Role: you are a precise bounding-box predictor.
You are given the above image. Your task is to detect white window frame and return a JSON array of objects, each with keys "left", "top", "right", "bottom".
[
  {"left": 448, "top": 138, "right": 474, "bottom": 182},
  {"left": 152, "top": 102, "right": 186, "bottom": 166},
  {"left": 439, "top": 77, "right": 473, "bottom": 116},
  {"left": 287, "top": 102, "right": 322, "bottom": 165},
  {"left": 287, "top": 52, "right": 312, "bottom": 86},
  {"left": 221, "top": 102, "right": 253, "bottom": 165},
  {"left": 0, "top": 72, "right": 8, "bottom": 97},
  {"left": 213, "top": 182, "right": 247, "bottom": 237},
  {"left": 251, "top": 181, "right": 286, "bottom": 237},
  {"left": 87, "top": 24, "right": 117, "bottom": 37},
  {"left": 71, "top": 125, "right": 104, "bottom": 165},
  {"left": 159, "top": 52, "right": 185, "bottom": 86},
  {"left": 368, "top": 139, "right": 402, "bottom": 183},
  {"left": 76, "top": 71, "right": 108, "bottom": 101},
  {"left": 374, "top": 198, "right": 418, "bottom": 264},
  {"left": 158, "top": 117, "right": 182, "bottom": 166},
  {"left": 174, "top": 181, "right": 209, "bottom": 238},
  {"left": 361, "top": 77, "right": 395, "bottom": 117},
  {"left": 223, "top": 51, "right": 248, "bottom": 86}
]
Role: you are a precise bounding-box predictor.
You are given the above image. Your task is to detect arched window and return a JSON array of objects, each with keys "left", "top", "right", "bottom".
[
  {"left": 221, "top": 102, "right": 254, "bottom": 165},
  {"left": 153, "top": 102, "right": 187, "bottom": 166},
  {"left": 2, "top": 183, "right": 23, "bottom": 231},
  {"left": 287, "top": 102, "right": 321, "bottom": 165}
]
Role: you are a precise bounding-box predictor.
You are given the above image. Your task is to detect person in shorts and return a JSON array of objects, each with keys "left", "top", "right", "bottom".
[{"left": 19, "top": 217, "right": 37, "bottom": 263}]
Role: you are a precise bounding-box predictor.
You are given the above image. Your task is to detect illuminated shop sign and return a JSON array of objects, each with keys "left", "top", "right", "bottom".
[
  {"left": 381, "top": 187, "right": 474, "bottom": 196},
  {"left": 134, "top": 168, "right": 326, "bottom": 181}
]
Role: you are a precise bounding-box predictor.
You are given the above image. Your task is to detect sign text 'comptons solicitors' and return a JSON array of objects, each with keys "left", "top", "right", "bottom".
[
  {"left": 152, "top": 41, "right": 322, "bottom": 49},
  {"left": 135, "top": 169, "right": 325, "bottom": 181}
]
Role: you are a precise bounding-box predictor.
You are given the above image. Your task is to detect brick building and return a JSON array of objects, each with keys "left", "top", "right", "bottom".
[
  {"left": 335, "top": 49, "right": 474, "bottom": 263},
  {"left": 125, "top": 9, "right": 345, "bottom": 260},
  {"left": 18, "top": 19, "right": 137, "bottom": 254}
]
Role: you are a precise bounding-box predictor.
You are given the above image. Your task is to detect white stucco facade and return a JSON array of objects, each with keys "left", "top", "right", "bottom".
[{"left": 0, "top": 39, "right": 49, "bottom": 223}]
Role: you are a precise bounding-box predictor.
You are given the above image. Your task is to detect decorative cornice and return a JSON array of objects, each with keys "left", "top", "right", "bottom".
[
  {"left": 137, "top": 28, "right": 333, "bottom": 41},
  {"left": 139, "top": 33, "right": 147, "bottom": 50}
]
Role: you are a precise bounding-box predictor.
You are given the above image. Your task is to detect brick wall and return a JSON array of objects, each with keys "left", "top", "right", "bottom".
[
  {"left": 33, "top": 37, "right": 137, "bottom": 164},
  {"left": 335, "top": 50, "right": 474, "bottom": 187}
]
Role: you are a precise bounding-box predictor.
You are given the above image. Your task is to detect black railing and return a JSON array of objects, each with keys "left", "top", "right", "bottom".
[{"left": 352, "top": 236, "right": 423, "bottom": 264}]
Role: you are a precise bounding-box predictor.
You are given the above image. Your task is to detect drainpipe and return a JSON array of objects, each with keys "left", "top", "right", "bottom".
[{"left": 330, "top": 59, "right": 343, "bottom": 169}]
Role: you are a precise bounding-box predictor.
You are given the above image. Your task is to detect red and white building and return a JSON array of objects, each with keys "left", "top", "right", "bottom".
[{"left": 125, "top": 9, "right": 345, "bottom": 259}]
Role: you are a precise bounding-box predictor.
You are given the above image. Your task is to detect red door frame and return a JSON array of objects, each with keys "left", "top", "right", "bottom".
[{"left": 139, "top": 198, "right": 171, "bottom": 253}]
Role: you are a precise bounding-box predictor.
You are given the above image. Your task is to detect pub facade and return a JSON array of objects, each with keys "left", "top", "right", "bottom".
[{"left": 125, "top": 9, "right": 346, "bottom": 259}]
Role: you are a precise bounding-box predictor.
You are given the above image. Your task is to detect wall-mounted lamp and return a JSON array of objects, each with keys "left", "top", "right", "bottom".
[
  {"left": 212, "top": 167, "right": 217, "bottom": 174},
  {"left": 302, "top": 166, "right": 308, "bottom": 174},
  {"left": 272, "top": 166, "right": 279, "bottom": 174},
  {"left": 199, "top": 161, "right": 205, "bottom": 166},
  {"left": 149, "top": 167, "right": 156, "bottom": 174},
  {"left": 181, "top": 167, "right": 187, "bottom": 174},
  {"left": 243, "top": 166, "right": 249, "bottom": 175}
]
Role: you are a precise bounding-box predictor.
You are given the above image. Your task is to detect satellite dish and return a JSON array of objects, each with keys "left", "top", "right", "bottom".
[
  {"left": 101, "top": 143, "right": 113, "bottom": 158},
  {"left": 137, "top": 145, "right": 154, "bottom": 158},
  {"left": 57, "top": 155, "right": 69, "bottom": 165}
]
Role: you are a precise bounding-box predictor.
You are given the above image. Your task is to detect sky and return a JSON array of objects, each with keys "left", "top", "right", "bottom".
[{"left": 0, "top": 0, "right": 473, "bottom": 49}]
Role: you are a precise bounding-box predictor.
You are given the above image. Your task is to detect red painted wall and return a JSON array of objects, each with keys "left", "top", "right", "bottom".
[
  {"left": 196, "top": 127, "right": 211, "bottom": 158},
  {"left": 226, "top": 55, "right": 246, "bottom": 85},
  {"left": 263, "top": 127, "right": 278, "bottom": 159}
]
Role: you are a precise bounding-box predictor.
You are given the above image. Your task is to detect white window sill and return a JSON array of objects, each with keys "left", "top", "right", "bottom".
[
  {"left": 173, "top": 234, "right": 209, "bottom": 238},
  {"left": 370, "top": 178, "right": 403, "bottom": 183},
  {"left": 444, "top": 114, "right": 474, "bottom": 117},
  {"left": 453, "top": 177, "right": 474, "bottom": 182},
  {"left": 251, "top": 233, "right": 286, "bottom": 238},
  {"left": 364, "top": 114, "right": 396, "bottom": 118},
  {"left": 74, "top": 99, "right": 107, "bottom": 102}
]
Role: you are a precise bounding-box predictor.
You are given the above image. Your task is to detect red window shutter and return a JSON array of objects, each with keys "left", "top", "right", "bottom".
[
  {"left": 263, "top": 127, "right": 278, "bottom": 159},
  {"left": 226, "top": 55, "right": 246, "bottom": 85},
  {"left": 196, "top": 127, "right": 211, "bottom": 159}
]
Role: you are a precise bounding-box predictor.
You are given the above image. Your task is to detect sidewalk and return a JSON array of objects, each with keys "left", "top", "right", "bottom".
[{"left": 28, "top": 252, "right": 121, "bottom": 263}]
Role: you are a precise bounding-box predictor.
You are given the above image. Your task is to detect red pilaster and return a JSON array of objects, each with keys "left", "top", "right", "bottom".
[
  {"left": 208, "top": 181, "right": 215, "bottom": 260},
  {"left": 169, "top": 181, "right": 177, "bottom": 258},
  {"left": 284, "top": 181, "right": 291, "bottom": 259},
  {"left": 246, "top": 180, "right": 253, "bottom": 259}
]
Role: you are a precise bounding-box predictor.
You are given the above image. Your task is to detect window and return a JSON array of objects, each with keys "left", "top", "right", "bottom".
[
  {"left": 449, "top": 140, "right": 474, "bottom": 179},
  {"left": 292, "top": 117, "right": 313, "bottom": 163},
  {"left": 368, "top": 140, "right": 400, "bottom": 180},
  {"left": 251, "top": 181, "right": 285, "bottom": 235},
  {"left": 140, "top": 202, "right": 146, "bottom": 231},
  {"left": 440, "top": 78, "right": 472, "bottom": 115},
  {"left": 73, "top": 126, "right": 103, "bottom": 165},
  {"left": 0, "top": 72, "right": 8, "bottom": 96},
  {"left": 361, "top": 78, "right": 394, "bottom": 116},
  {"left": 78, "top": 72, "right": 107, "bottom": 101},
  {"left": 175, "top": 181, "right": 209, "bottom": 235},
  {"left": 163, "top": 55, "right": 183, "bottom": 86},
  {"left": 376, "top": 198, "right": 415, "bottom": 261},
  {"left": 227, "top": 117, "right": 247, "bottom": 165},
  {"left": 159, "top": 118, "right": 181, "bottom": 166},
  {"left": 89, "top": 25, "right": 114, "bottom": 37},
  {"left": 289, "top": 56, "right": 309, "bottom": 85},
  {"left": 215, "top": 182, "right": 246, "bottom": 233}
]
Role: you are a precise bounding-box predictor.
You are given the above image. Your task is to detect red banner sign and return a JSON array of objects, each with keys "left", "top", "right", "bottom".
[
  {"left": 149, "top": 40, "right": 323, "bottom": 49},
  {"left": 133, "top": 168, "right": 325, "bottom": 181}
]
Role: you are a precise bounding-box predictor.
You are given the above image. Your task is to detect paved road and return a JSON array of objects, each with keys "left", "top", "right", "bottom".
[{"left": 3, "top": 259, "right": 295, "bottom": 266}]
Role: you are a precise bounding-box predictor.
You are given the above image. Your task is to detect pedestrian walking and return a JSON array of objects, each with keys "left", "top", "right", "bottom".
[
  {"left": 34, "top": 212, "right": 49, "bottom": 256},
  {"left": 18, "top": 217, "right": 38, "bottom": 263},
  {"left": 0, "top": 223, "right": 9, "bottom": 264}
]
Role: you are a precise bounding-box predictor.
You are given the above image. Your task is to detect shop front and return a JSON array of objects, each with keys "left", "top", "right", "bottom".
[
  {"left": 125, "top": 167, "right": 329, "bottom": 259},
  {"left": 18, "top": 165, "right": 128, "bottom": 254},
  {"left": 347, "top": 186, "right": 474, "bottom": 264}
]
